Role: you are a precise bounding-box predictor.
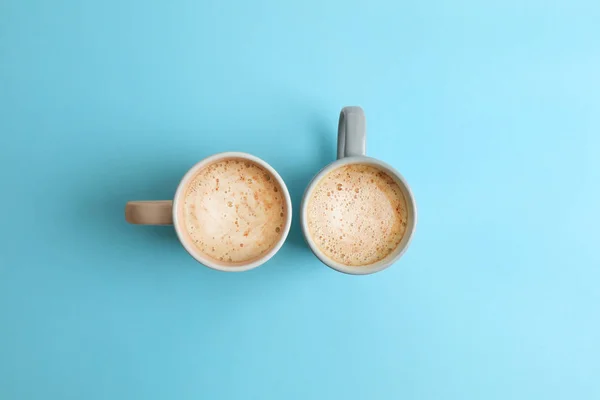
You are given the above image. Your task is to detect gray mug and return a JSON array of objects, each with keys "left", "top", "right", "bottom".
[{"left": 300, "top": 106, "right": 417, "bottom": 275}]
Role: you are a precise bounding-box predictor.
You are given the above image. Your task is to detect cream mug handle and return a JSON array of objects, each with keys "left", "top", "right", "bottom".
[{"left": 125, "top": 201, "right": 173, "bottom": 225}]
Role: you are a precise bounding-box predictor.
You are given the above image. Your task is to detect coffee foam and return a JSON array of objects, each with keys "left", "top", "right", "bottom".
[
  {"left": 182, "top": 158, "right": 287, "bottom": 265},
  {"left": 307, "top": 164, "right": 408, "bottom": 266}
]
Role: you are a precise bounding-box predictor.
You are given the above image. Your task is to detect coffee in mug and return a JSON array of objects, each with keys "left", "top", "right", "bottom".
[
  {"left": 306, "top": 163, "right": 408, "bottom": 266},
  {"left": 179, "top": 158, "right": 287, "bottom": 266}
]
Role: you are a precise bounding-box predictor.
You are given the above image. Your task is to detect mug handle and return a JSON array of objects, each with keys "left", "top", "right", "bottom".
[
  {"left": 337, "top": 106, "right": 366, "bottom": 159},
  {"left": 125, "top": 201, "right": 173, "bottom": 225}
]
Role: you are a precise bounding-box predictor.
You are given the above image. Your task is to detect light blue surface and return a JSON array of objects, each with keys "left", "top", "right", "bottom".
[{"left": 1, "top": 0, "right": 599, "bottom": 399}]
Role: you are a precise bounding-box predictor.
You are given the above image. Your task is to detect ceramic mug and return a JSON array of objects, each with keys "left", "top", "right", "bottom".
[
  {"left": 300, "top": 107, "right": 417, "bottom": 275},
  {"left": 125, "top": 152, "right": 292, "bottom": 272}
]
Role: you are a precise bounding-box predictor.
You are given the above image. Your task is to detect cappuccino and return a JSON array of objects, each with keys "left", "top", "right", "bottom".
[
  {"left": 307, "top": 164, "right": 408, "bottom": 266},
  {"left": 182, "top": 158, "right": 287, "bottom": 265}
]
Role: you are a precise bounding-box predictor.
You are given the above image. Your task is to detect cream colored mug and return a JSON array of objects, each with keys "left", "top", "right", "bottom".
[{"left": 126, "top": 152, "right": 292, "bottom": 272}]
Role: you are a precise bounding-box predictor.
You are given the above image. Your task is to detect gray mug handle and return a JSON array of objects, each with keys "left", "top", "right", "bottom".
[{"left": 337, "top": 106, "right": 366, "bottom": 159}]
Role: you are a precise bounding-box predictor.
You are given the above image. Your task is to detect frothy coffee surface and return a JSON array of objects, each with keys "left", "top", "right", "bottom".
[
  {"left": 183, "top": 159, "right": 287, "bottom": 265},
  {"left": 307, "top": 164, "right": 408, "bottom": 266}
]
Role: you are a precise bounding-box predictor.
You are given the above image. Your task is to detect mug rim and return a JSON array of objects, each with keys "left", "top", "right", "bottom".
[
  {"left": 300, "top": 156, "right": 417, "bottom": 275},
  {"left": 172, "top": 152, "right": 293, "bottom": 272}
]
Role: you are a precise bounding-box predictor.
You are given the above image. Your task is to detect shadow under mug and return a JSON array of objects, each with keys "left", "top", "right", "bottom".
[
  {"left": 125, "top": 152, "right": 293, "bottom": 272},
  {"left": 300, "top": 106, "right": 417, "bottom": 275}
]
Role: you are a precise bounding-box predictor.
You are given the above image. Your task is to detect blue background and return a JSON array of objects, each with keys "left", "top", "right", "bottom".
[{"left": 1, "top": 0, "right": 599, "bottom": 399}]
